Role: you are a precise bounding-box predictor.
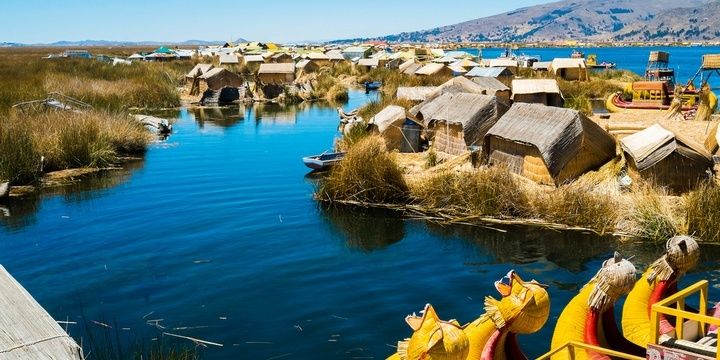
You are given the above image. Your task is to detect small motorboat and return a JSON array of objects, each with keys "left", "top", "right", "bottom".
[
  {"left": 302, "top": 152, "right": 345, "bottom": 171},
  {"left": 364, "top": 81, "right": 382, "bottom": 93}
]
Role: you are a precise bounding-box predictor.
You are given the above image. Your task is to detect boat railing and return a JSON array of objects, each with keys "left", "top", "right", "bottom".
[
  {"left": 650, "top": 280, "right": 719, "bottom": 359},
  {"left": 535, "top": 341, "right": 643, "bottom": 360}
]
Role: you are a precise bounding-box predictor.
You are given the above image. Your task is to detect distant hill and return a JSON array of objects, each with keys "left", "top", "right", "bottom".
[
  {"left": 613, "top": 1, "right": 720, "bottom": 41},
  {"left": 335, "top": 0, "right": 716, "bottom": 43}
]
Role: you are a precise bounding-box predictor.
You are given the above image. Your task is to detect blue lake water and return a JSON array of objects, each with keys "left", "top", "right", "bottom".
[{"left": 2, "top": 49, "right": 720, "bottom": 359}]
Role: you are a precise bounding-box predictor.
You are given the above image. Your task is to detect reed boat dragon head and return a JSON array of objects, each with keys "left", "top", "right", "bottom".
[
  {"left": 482, "top": 270, "right": 550, "bottom": 334},
  {"left": 397, "top": 304, "right": 470, "bottom": 360}
]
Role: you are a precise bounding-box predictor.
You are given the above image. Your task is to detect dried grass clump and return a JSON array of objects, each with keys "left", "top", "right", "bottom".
[
  {"left": 0, "top": 119, "right": 42, "bottom": 184},
  {"left": 685, "top": 181, "right": 720, "bottom": 242},
  {"left": 533, "top": 182, "right": 619, "bottom": 232},
  {"left": 357, "top": 97, "right": 415, "bottom": 121},
  {"left": 626, "top": 182, "right": 680, "bottom": 241},
  {"left": 318, "top": 135, "right": 409, "bottom": 204},
  {"left": 0, "top": 110, "right": 150, "bottom": 184},
  {"left": 411, "top": 167, "right": 532, "bottom": 218},
  {"left": 336, "top": 122, "right": 370, "bottom": 151}
]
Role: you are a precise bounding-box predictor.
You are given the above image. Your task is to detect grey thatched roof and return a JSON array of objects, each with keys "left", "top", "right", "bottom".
[
  {"left": 402, "top": 62, "right": 422, "bottom": 75},
  {"left": 244, "top": 54, "right": 265, "bottom": 63},
  {"left": 622, "top": 124, "right": 712, "bottom": 171},
  {"left": 370, "top": 105, "right": 407, "bottom": 133},
  {"left": 357, "top": 58, "right": 379, "bottom": 67},
  {"left": 485, "top": 103, "right": 615, "bottom": 177},
  {"left": 470, "top": 77, "right": 510, "bottom": 92},
  {"left": 219, "top": 53, "right": 239, "bottom": 64},
  {"left": 396, "top": 86, "right": 436, "bottom": 101},
  {"left": 200, "top": 67, "right": 228, "bottom": 79},
  {"left": 0, "top": 265, "right": 83, "bottom": 359},
  {"left": 415, "top": 63, "right": 446, "bottom": 75},
  {"left": 258, "top": 63, "right": 295, "bottom": 74},
  {"left": 428, "top": 76, "right": 492, "bottom": 98}
]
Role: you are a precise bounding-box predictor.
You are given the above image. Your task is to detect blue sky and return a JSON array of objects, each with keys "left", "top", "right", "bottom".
[{"left": 0, "top": 0, "right": 552, "bottom": 43}]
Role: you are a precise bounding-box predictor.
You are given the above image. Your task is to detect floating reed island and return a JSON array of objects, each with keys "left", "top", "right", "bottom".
[{"left": 307, "top": 48, "right": 720, "bottom": 242}]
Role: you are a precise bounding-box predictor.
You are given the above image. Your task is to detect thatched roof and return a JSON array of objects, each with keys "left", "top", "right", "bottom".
[
  {"left": 415, "top": 63, "right": 446, "bottom": 75},
  {"left": 396, "top": 87, "right": 436, "bottom": 101},
  {"left": 186, "top": 63, "right": 214, "bottom": 78},
  {"left": 200, "top": 67, "right": 228, "bottom": 79},
  {"left": 485, "top": 103, "right": 615, "bottom": 178},
  {"left": 450, "top": 59, "right": 481, "bottom": 68},
  {"left": 511, "top": 79, "right": 562, "bottom": 95},
  {"left": 258, "top": 63, "right": 295, "bottom": 74},
  {"left": 403, "top": 63, "right": 422, "bottom": 75},
  {"left": 244, "top": 54, "right": 265, "bottom": 63},
  {"left": 370, "top": 105, "right": 407, "bottom": 133},
  {"left": 621, "top": 124, "right": 712, "bottom": 171},
  {"left": 296, "top": 59, "right": 313, "bottom": 69},
  {"left": 448, "top": 65, "right": 467, "bottom": 74},
  {"left": 532, "top": 61, "right": 551, "bottom": 70},
  {"left": 0, "top": 265, "right": 83, "bottom": 359},
  {"left": 307, "top": 52, "right": 329, "bottom": 60},
  {"left": 357, "top": 58, "right": 379, "bottom": 67},
  {"left": 466, "top": 67, "right": 512, "bottom": 78},
  {"left": 326, "top": 50, "right": 345, "bottom": 60},
  {"left": 399, "top": 59, "right": 416, "bottom": 72},
  {"left": 486, "top": 58, "right": 518, "bottom": 68},
  {"left": 550, "top": 58, "right": 587, "bottom": 70},
  {"left": 424, "top": 76, "right": 491, "bottom": 100},
  {"left": 219, "top": 53, "right": 239, "bottom": 64},
  {"left": 433, "top": 56, "right": 457, "bottom": 63},
  {"left": 471, "top": 77, "right": 510, "bottom": 92}
]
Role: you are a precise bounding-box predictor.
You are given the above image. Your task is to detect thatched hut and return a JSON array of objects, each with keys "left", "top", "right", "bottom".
[
  {"left": 416, "top": 93, "right": 509, "bottom": 155},
  {"left": 549, "top": 58, "right": 588, "bottom": 81},
  {"left": 511, "top": 79, "right": 564, "bottom": 107},
  {"left": 258, "top": 63, "right": 296, "bottom": 85},
  {"left": 532, "top": 61, "right": 551, "bottom": 72},
  {"left": 368, "top": 105, "right": 422, "bottom": 152},
  {"left": 244, "top": 54, "right": 266, "bottom": 64},
  {"left": 357, "top": 58, "right": 379, "bottom": 71},
  {"left": 326, "top": 50, "right": 346, "bottom": 62},
  {"left": 270, "top": 53, "right": 293, "bottom": 64},
  {"left": 296, "top": 59, "right": 319, "bottom": 74},
  {"left": 483, "top": 103, "right": 616, "bottom": 185},
  {"left": 415, "top": 63, "right": 452, "bottom": 77},
  {"left": 185, "top": 64, "right": 214, "bottom": 87},
  {"left": 197, "top": 68, "right": 243, "bottom": 93},
  {"left": 307, "top": 52, "right": 330, "bottom": 67},
  {"left": 466, "top": 66, "right": 514, "bottom": 87},
  {"left": 400, "top": 60, "right": 422, "bottom": 75},
  {"left": 622, "top": 124, "right": 712, "bottom": 192}
]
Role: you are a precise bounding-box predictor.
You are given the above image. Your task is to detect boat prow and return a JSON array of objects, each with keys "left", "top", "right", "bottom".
[{"left": 302, "top": 152, "right": 345, "bottom": 171}]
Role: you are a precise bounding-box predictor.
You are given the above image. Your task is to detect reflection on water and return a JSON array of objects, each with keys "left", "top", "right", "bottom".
[
  {"left": 0, "top": 160, "right": 143, "bottom": 231},
  {"left": 320, "top": 205, "right": 405, "bottom": 252},
  {"left": 190, "top": 106, "right": 245, "bottom": 128}
]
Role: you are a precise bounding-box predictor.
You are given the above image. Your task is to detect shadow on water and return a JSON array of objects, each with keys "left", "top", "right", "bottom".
[
  {"left": 319, "top": 204, "right": 405, "bottom": 252},
  {"left": 0, "top": 160, "right": 144, "bottom": 231}
]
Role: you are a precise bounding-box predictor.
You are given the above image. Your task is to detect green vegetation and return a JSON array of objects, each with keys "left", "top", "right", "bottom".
[
  {"left": 559, "top": 78, "right": 622, "bottom": 116},
  {"left": 318, "top": 135, "right": 409, "bottom": 204}
]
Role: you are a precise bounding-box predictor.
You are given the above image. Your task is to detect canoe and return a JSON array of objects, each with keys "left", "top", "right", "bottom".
[
  {"left": 364, "top": 81, "right": 382, "bottom": 92},
  {"left": 302, "top": 152, "right": 345, "bottom": 171}
]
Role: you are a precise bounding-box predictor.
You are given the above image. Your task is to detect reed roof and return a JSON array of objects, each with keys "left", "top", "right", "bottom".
[
  {"left": 415, "top": 63, "right": 446, "bottom": 75},
  {"left": 258, "top": 63, "right": 295, "bottom": 74},
  {"left": 186, "top": 63, "right": 213, "bottom": 78},
  {"left": 511, "top": 79, "right": 561, "bottom": 95},
  {"left": 466, "top": 66, "right": 511, "bottom": 78},
  {"left": 621, "top": 124, "right": 712, "bottom": 171},
  {"left": 396, "top": 86, "right": 436, "bottom": 101},
  {"left": 370, "top": 105, "right": 408, "bottom": 133}
]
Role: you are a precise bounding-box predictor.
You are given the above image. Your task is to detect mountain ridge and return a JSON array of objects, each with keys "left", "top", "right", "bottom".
[{"left": 333, "top": 0, "right": 717, "bottom": 43}]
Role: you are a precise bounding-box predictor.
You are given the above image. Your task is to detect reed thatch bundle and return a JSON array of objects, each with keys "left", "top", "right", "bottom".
[
  {"left": 648, "top": 235, "right": 700, "bottom": 282},
  {"left": 587, "top": 252, "right": 637, "bottom": 312},
  {"left": 665, "top": 86, "right": 684, "bottom": 121},
  {"left": 694, "top": 85, "right": 713, "bottom": 122}
]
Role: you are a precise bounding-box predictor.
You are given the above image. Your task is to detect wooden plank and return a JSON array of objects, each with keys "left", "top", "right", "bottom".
[{"left": 0, "top": 265, "right": 82, "bottom": 359}]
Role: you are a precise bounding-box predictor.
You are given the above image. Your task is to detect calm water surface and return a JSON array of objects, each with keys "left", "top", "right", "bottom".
[{"left": 2, "top": 52, "right": 720, "bottom": 359}]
